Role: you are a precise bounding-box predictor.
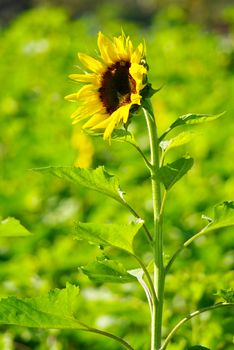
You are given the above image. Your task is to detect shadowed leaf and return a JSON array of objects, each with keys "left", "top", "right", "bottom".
[
  {"left": 111, "top": 129, "right": 133, "bottom": 140},
  {"left": 81, "top": 259, "right": 136, "bottom": 283},
  {"left": 159, "top": 156, "right": 194, "bottom": 190}
]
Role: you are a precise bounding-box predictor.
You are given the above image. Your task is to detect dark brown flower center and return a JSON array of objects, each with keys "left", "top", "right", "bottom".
[{"left": 99, "top": 61, "right": 136, "bottom": 114}]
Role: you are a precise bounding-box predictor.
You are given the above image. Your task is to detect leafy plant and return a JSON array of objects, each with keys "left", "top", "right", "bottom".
[{"left": 0, "top": 29, "right": 233, "bottom": 350}]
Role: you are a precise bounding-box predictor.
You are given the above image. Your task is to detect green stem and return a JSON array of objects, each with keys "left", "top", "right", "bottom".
[
  {"left": 160, "top": 303, "right": 234, "bottom": 350},
  {"left": 81, "top": 326, "right": 135, "bottom": 350},
  {"left": 165, "top": 224, "right": 211, "bottom": 275},
  {"left": 143, "top": 100, "right": 164, "bottom": 350},
  {"left": 125, "top": 140, "right": 152, "bottom": 171}
]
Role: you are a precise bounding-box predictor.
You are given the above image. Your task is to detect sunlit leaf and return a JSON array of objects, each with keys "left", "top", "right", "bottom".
[
  {"left": 202, "top": 201, "right": 234, "bottom": 233},
  {"left": 160, "top": 112, "right": 224, "bottom": 140},
  {"left": 0, "top": 283, "right": 82, "bottom": 329},
  {"left": 159, "top": 156, "right": 194, "bottom": 190},
  {"left": 74, "top": 221, "right": 144, "bottom": 254},
  {"left": 160, "top": 131, "right": 194, "bottom": 154},
  {"left": 35, "top": 166, "right": 124, "bottom": 202},
  {"left": 81, "top": 259, "right": 136, "bottom": 283},
  {"left": 0, "top": 217, "right": 32, "bottom": 237},
  {"left": 170, "top": 112, "right": 224, "bottom": 128}
]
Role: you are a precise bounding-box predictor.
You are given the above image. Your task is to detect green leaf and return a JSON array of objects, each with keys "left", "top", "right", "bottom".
[
  {"left": 170, "top": 112, "right": 224, "bottom": 128},
  {"left": 0, "top": 283, "right": 82, "bottom": 329},
  {"left": 111, "top": 129, "right": 137, "bottom": 147},
  {"left": 159, "top": 156, "right": 194, "bottom": 190},
  {"left": 160, "top": 131, "right": 194, "bottom": 154},
  {"left": 188, "top": 346, "right": 210, "bottom": 350},
  {"left": 74, "top": 221, "right": 144, "bottom": 254},
  {"left": 0, "top": 217, "right": 32, "bottom": 237},
  {"left": 160, "top": 112, "right": 224, "bottom": 141},
  {"left": 215, "top": 288, "right": 234, "bottom": 303},
  {"left": 202, "top": 201, "right": 234, "bottom": 233},
  {"left": 35, "top": 166, "right": 124, "bottom": 202},
  {"left": 81, "top": 259, "right": 136, "bottom": 284}
]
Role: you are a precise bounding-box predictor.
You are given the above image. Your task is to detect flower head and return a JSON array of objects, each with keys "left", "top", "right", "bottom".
[{"left": 65, "top": 32, "right": 148, "bottom": 139}]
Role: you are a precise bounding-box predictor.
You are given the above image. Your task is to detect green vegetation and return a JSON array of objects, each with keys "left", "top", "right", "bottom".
[{"left": 0, "top": 5, "right": 234, "bottom": 350}]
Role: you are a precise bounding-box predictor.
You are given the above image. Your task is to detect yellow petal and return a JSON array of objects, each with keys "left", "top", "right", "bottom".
[
  {"left": 83, "top": 113, "right": 108, "bottom": 128},
  {"left": 91, "top": 116, "right": 111, "bottom": 129},
  {"left": 71, "top": 106, "right": 91, "bottom": 120},
  {"left": 130, "top": 93, "right": 141, "bottom": 106},
  {"left": 76, "top": 85, "right": 96, "bottom": 100},
  {"left": 131, "top": 43, "right": 144, "bottom": 64},
  {"left": 71, "top": 101, "right": 103, "bottom": 120},
  {"left": 125, "top": 36, "right": 133, "bottom": 57},
  {"left": 102, "top": 106, "right": 128, "bottom": 139},
  {"left": 93, "top": 104, "right": 131, "bottom": 139},
  {"left": 78, "top": 53, "right": 105, "bottom": 73},
  {"left": 129, "top": 63, "right": 147, "bottom": 90},
  {"left": 121, "top": 103, "right": 132, "bottom": 123},
  {"left": 98, "top": 32, "right": 118, "bottom": 65},
  {"left": 69, "top": 73, "right": 99, "bottom": 84},
  {"left": 103, "top": 117, "right": 118, "bottom": 140},
  {"left": 64, "top": 93, "right": 79, "bottom": 101},
  {"left": 71, "top": 92, "right": 101, "bottom": 108},
  {"left": 114, "top": 35, "right": 129, "bottom": 60}
]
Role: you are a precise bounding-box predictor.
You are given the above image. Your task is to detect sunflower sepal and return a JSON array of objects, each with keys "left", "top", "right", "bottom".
[
  {"left": 82, "top": 128, "right": 133, "bottom": 142},
  {"left": 111, "top": 129, "right": 132, "bottom": 138},
  {"left": 140, "top": 83, "right": 162, "bottom": 99}
]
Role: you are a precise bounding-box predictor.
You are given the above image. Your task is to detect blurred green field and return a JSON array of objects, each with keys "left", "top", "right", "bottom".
[{"left": 0, "top": 3, "right": 234, "bottom": 350}]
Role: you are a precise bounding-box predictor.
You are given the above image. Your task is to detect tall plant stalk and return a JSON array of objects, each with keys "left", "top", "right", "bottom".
[{"left": 143, "top": 100, "right": 165, "bottom": 350}]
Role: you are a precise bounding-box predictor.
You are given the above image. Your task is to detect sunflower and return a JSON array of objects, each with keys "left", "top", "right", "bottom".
[{"left": 65, "top": 32, "right": 148, "bottom": 140}]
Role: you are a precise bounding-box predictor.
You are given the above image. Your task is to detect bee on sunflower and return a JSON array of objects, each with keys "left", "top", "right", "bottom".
[{"left": 65, "top": 32, "right": 150, "bottom": 140}]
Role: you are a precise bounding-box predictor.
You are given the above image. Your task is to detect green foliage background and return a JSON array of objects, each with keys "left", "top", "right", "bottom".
[{"left": 0, "top": 3, "right": 234, "bottom": 350}]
